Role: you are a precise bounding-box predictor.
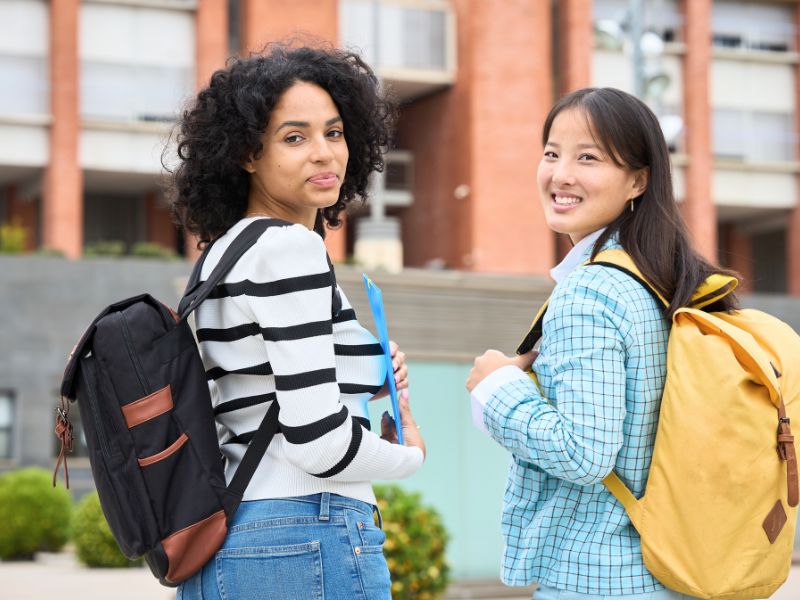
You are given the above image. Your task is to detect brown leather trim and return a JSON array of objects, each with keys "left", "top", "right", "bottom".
[
  {"left": 763, "top": 500, "right": 787, "bottom": 544},
  {"left": 138, "top": 433, "right": 188, "bottom": 467},
  {"left": 163, "top": 510, "right": 227, "bottom": 584},
  {"left": 122, "top": 385, "right": 173, "bottom": 429},
  {"left": 777, "top": 400, "right": 799, "bottom": 507}
]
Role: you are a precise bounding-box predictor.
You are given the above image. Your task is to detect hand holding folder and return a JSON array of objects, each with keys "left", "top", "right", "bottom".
[{"left": 362, "top": 274, "right": 404, "bottom": 444}]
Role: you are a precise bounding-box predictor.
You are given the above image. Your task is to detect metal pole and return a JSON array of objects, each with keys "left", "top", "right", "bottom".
[{"left": 629, "top": 0, "right": 645, "bottom": 98}]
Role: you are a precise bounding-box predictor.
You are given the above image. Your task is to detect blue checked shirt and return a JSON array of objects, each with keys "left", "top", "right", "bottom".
[{"left": 471, "top": 232, "right": 670, "bottom": 594}]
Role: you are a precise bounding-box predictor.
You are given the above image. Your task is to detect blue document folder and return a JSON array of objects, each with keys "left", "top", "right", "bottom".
[{"left": 362, "top": 274, "right": 404, "bottom": 444}]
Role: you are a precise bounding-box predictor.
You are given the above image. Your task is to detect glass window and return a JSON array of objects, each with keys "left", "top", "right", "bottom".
[
  {"left": 0, "top": 391, "right": 15, "bottom": 460},
  {"left": 713, "top": 109, "right": 796, "bottom": 162},
  {"left": 0, "top": 0, "right": 49, "bottom": 117},
  {"left": 712, "top": 1, "right": 795, "bottom": 53}
]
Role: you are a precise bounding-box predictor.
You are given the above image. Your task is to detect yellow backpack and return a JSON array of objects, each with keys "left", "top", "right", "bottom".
[{"left": 517, "top": 249, "right": 800, "bottom": 600}]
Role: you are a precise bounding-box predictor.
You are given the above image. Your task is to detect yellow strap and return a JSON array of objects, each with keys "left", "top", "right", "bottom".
[
  {"left": 602, "top": 472, "right": 643, "bottom": 529},
  {"left": 690, "top": 273, "right": 738, "bottom": 310}
]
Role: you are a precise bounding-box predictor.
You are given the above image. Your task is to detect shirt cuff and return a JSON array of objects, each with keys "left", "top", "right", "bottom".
[{"left": 470, "top": 365, "right": 529, "bottom": 434}]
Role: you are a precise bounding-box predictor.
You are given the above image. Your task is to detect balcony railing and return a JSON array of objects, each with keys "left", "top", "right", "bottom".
[{"left": 340, "top": 0, "right": 456, "bottom": 101}]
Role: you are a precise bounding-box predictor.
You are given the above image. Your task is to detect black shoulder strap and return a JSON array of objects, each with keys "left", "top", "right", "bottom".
[{"left": 178, "top": 218, "right": 291, "bottom": 319}]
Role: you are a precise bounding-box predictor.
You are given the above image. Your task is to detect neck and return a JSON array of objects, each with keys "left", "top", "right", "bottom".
[{"left": 245, "top": 198, "right": 316, "bottom": 231}]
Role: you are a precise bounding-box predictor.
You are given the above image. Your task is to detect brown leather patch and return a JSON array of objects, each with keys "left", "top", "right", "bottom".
[
  {"left": 137, "top": 433, "right": 188, "bottom": 467},
  {"left": 122, "top": 385, "right": 173, "bottom": 429},
  {"left": 763, "top": 500, "right": 787, "bottom": 544},
  {"left": 163, "top": 510, "right": 227, "bottom": 584}
]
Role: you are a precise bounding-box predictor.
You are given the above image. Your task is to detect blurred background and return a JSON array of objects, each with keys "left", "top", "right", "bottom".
[{"left": 1, "top": 0, "right": 800, "bottom": 590}]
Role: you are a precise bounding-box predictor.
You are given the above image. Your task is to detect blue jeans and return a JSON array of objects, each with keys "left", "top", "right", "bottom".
[
  {"left": 177, "top": 493, "right": 391, "bottom": 600},
  {"left": 534, "top": 584, "right": 696, "bottom": 600}
]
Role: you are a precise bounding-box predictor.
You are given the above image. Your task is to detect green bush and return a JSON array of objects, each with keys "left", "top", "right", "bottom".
[
  {"left": 375, "top": 485, "right": 450, "bottom": 600},
  {"left": 130, "top": 241, "right": 179, "bottom": 260},
  {"left": 0, "top": 467, "right": 72, "bottom": 560},
  {"left": 0, "top": 221, "right": 28, "bottom": 253},
  {"left": 84, "top": 240, "right": 125, "bottom": 257},
  {"left": 72, "top": 492, "right": 140, "bottom": 568}
]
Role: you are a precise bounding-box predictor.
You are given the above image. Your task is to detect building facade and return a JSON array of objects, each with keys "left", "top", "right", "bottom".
[{"left": 1, "top": 0, "right": 799, "bottom": 292}]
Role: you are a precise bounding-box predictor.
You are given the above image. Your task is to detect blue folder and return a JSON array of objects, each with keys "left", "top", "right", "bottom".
[{"left": 362, "top": 274, "right": 404, "bottom": 444}]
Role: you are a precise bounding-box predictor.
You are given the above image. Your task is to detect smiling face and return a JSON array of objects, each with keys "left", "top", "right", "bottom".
[
  {"left": 244, "top": 81, "right": 349, "bottom": 228},
  {"left": 537, "top": 107, "right": 647, "bottom": 244}
]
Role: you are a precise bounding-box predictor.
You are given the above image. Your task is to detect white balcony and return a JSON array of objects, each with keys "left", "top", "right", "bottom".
[{"left": 340, "top": 0, "right": 457, "bottom": 101}]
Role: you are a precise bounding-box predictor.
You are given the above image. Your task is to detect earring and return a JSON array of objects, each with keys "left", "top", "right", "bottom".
[{"left": 630, "top": 199, "right": 635, "bottom": 212}]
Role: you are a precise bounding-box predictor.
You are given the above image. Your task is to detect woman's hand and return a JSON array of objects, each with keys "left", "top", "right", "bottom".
[
  {"left": 380, "top": 389, "right": 426, "bottom": 460},
  {"left": 465, "top": 349, "right": 538, "bottom": 392},
  {"left": 371, "top": 340, "right": 408, "bottom": 400}
]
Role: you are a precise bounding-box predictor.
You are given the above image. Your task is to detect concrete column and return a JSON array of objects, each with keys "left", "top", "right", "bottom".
[
  {"left": 681, "top": 0, "right": 716, "bottom": 263},
  {"left": 789, "top": 4, "right": 800, "bottom": 297},
  {"left": 468, "top": 0, "right": 554, "bottom": 274},
  {"left": 196, "top": 0, "right": 228, "bottom": 89},
  {"left": 43, "top": 0, "right": 82, "bottom": 258},
  {"left": 558, "top": 0, "right": 593, "bottom": 93},
  {"left": 241, "top": 0, "right": 337, "bottom": 52}
]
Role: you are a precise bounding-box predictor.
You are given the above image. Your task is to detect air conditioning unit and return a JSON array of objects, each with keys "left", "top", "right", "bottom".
[{"left": 376, "top": 150, "right": 414, "bottom": 207}]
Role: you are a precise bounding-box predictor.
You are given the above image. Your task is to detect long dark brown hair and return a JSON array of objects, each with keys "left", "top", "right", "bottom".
[{"left": 542, "top": 87, "right": 738, "bottom": 318}]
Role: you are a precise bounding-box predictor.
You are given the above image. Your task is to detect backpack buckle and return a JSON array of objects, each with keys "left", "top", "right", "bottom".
[{"left": 53, "top": 398, "right": 74, "bottom": 489}]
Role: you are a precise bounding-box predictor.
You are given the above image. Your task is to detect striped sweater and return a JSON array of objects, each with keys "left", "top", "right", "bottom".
[{"left": 196, "top": 217, "right": 423, "bottom": 505}]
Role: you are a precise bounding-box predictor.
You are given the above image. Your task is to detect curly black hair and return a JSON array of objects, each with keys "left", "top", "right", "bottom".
[{"left": 166, "top": 43, "right": 395, "bottom": 247}]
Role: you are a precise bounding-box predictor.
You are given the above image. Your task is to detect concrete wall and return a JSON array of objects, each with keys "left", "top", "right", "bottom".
[{"left": 2, "top": 255, "right": 798, "bottom": 577}]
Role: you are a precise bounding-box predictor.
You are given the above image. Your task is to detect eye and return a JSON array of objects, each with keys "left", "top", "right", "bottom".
[
  {"left": 578, "top": 153, "right": 598, "bottom": 161},
  {"left": 284, "top": 133, "right": 305, "bottom": 144},
  {"left": 543, "top": 150, "right": 558, "bottom": 159},
  {"left": 327, "top": 128, "right": 344, "bottom": 139}
]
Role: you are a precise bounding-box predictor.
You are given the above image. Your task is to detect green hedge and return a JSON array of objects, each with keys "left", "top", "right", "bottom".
[
  {"left": 375, "top": 484, "right": 451, "bottom": 600},
  {"left": 0, "top": 467, "right": 72, "bottom": 560},
  {"left": 72, "top": 492, "right": 141, "bottom": 568}
]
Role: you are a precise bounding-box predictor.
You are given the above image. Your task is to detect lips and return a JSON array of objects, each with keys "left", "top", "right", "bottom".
[{"left": 307, "top": 172, "right": 339, "bottom": 186}]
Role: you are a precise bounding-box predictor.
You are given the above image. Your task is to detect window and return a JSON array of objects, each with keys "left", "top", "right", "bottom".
[
  {"left": 593, "top": 0, "right": 683, "bottom": 44},
  {"left": 0, "top": 390, "right": 15, "bottom": 460},
  {"left": 713, "top": 110, "right": 796, "bottom": 163},
  {"left": 80, "top": 3, "right": 195, "bottom": 122},
  {"left": 712, "top": 2, "right": 795, "bottom": 53},
  {"left": 0, "top": 0, "right": 49, "bottom": 117}
]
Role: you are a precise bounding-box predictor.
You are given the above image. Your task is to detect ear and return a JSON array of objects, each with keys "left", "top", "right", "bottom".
[
  {"left": 630, "top": 167, "right": 649, "bottom": 199},
  {"left": 242, "top": 159, "right": 256, "bottom": 174}
]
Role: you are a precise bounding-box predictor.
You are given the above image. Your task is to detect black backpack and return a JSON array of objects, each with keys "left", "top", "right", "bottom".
[{"left": 56, "top": 218, "right": 299, "bottom": 586}]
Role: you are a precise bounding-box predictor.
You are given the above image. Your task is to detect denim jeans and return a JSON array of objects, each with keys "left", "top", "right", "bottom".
[
  {"left": 534, "top": 584, "right": 697, "bottom": 600},
  {"left": 177, "top": 493, "right": 391, "bottom": 600}
]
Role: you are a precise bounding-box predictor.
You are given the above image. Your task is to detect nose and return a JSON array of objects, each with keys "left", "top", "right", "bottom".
[
  {"left": 309, "top": 134, "right": 334, "bottom": 164},
  {"left": 551, "top": 160, "right": 576, "bottom": 186}
]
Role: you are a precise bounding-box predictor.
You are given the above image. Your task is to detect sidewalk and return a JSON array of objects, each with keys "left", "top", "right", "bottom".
[{"left": 2, "top": 551, "right": 799, "bottom": 600}]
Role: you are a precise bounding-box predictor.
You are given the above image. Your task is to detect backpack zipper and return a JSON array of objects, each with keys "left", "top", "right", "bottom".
[
  {"left": 82, "top": 359, "right": 115, "bottom": 461},
  {"left": 117, "top": 312, "right": 150, "bottom": 395}
]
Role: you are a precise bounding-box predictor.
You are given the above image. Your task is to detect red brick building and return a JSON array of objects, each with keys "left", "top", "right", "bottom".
[{"left": 2, "top": 0, "right": 798, "bottom": 294}]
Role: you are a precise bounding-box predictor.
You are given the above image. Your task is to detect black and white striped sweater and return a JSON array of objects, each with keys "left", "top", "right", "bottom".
[{"left": 196, "top": 217, "right": 423, "bottom": 504}]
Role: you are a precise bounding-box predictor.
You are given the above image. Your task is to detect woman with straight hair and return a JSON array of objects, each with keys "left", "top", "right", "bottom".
[
  {"left": 169, "top": 43, "right": 425, "bottom": 600},
  {"left": 466, "top": 87, "right": 735, "bottom": 600}
]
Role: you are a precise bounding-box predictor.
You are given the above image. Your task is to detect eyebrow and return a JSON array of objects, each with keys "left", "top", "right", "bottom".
[
  {"left": 276, "top": 116, "right": 343, "bottom": 132},
  {"left": 545, "top": 141, "right": 601, "bottom": 150}
]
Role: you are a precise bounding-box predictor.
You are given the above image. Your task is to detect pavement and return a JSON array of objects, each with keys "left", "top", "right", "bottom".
[{"left": 2, "top": 551, "right": 800, "bottom": 599}]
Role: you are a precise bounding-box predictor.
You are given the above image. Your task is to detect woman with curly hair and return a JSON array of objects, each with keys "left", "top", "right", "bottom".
[{"left": 169, "top": 44, "right": 426, "bottom": 600}]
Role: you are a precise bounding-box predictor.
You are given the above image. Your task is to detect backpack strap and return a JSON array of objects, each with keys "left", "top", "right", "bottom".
[{"left": 178, "top": 218, "right": 293, "bottom": 319}]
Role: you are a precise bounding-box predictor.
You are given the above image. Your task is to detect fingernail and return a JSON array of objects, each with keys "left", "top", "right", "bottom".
[{"left": 401, "top": 389, "right": 409, "bottom": 400}]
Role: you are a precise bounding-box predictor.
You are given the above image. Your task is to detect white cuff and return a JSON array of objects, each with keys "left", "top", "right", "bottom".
[{"left": 470, "top": 365, "right": 529, "bottom": 434}]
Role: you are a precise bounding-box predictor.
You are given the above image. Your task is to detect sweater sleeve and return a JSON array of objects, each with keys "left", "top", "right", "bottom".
[
  {"left": 238, "top": 224, "right": 422, "bottom": 481},
  {"left": 482, "top": 269, "right": 628, "bottom": 485}
]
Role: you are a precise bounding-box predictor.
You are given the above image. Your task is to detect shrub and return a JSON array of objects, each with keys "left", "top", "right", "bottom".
[
  {"left": 130, "top": 241, "right": 180, "bottom": 260},
  {"left": 0, "top": 221, "right": 28, "bottom": 253},
  {"left": 374, "top": 485, "right": 450, "bottom": 600},
  {"left": 0, "top": 467, "right": 72, "bottom": 560},
  {"left": 72, "top": 492, "right": 140, "bottom": 568},
  {"left": 84, "top": 240, "right": 125, "bottom": 257}
]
